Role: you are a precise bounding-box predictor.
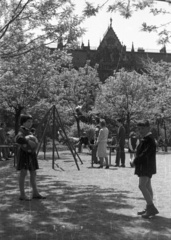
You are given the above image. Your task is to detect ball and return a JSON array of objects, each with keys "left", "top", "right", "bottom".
[
  {"left": 26, "top": 135, "right": 38, "bottom": 143},
  {"left": 21, "top": 135, "right": 38, "bottom": 152}
]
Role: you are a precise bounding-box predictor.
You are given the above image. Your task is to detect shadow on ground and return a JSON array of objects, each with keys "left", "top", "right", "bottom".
[{"left": 0, "top": 154, "right": 171, "bottom": 240}]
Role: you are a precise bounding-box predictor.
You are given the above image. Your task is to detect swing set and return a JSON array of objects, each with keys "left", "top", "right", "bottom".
[{"left": 36, "top": 105, "right": 83, "bottom": 170}]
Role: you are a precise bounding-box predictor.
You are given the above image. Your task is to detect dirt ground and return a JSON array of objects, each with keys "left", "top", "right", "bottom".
[{"left": 0, "top": 148, "right": 171, "bottom": 240}]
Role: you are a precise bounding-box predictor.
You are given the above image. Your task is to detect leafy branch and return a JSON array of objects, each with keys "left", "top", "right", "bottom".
[{"left": 0, "top": 0, "right": 33, "bottom": 39}]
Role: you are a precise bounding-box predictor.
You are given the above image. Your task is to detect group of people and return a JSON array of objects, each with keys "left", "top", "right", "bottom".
[
  {"left": 91, "top": 117, "right": 159, "bottom": 218},
  {"left": 0, "top": 112, "right": 158, "bottom": 218},
  {"left": 93, "top": 117, "right": 127, "bottom": 168},
  {"left": 0, "top": 122, "right": 14, "bottom": 161},
  {"left": 89, "top": 117, "right": 139, "bottom": 169}
]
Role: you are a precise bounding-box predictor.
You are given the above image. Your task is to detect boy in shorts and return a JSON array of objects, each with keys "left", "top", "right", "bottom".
[{"left": 133, "top": 120, "right": 159, "bottom": 218}]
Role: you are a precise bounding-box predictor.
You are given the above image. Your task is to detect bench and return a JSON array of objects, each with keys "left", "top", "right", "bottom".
[
  {"left": 0, "top": 144, "right": 18, "bottom": 166},
  {"left": 107, "top": 145, "right": 117, "bottom": 166}
]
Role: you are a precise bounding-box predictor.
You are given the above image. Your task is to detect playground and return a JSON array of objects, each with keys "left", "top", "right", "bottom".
[{"left": 0, "top": 148, "right": 171, "bottom": 240}]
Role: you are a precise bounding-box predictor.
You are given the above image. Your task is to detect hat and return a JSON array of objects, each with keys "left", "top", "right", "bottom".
[
  {"left": 137, "top": 120, "right": 150, "bottom": 127},
  {"left": 20, "top": 114, "right": 33, "bottom": 125},
  {"left": 116, "top": 118, "right": 122, "bottom": 123}
]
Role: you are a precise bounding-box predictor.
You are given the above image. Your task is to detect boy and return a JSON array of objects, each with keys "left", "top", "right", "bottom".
[
  {"left": 16, "top": 114, "right": 46, "bottom": 201},
  {"left": 133, "top": 120, "right": 159, "bottom": 218}
]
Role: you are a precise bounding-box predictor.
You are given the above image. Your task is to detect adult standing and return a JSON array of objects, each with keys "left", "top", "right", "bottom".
[
  {"left": 115, "top": 118, "right": 126, "bottom": 167},
  {"left": 0, "top": 122, "right": 9, "bottom": 160},
  {"left": 91, "top": 117, "right": 100, "bottom": 164},
  {"left": 128, "top": 131, "right": 139, "bottom": 167},
  {"left": 96, "top": 119, "right": 109, "bottom": 169},
  {"left": 133, "top": 120, "right": 159, "bottom": 218}
]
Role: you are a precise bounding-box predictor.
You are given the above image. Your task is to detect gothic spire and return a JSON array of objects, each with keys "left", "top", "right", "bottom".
[
  {"left": 110, "top": 18, "right": 112, "bottom": 28},
  {"left": 88, "top": 40, "right": 90, "bottom": 49}
]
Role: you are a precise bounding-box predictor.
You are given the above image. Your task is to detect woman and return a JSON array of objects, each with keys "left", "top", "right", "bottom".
[
  {"left": 128, "top": 131, "right": 139, "bottom": 167},
  {"left": 96, "top": 119, "right": 109, "bottom": 169}
]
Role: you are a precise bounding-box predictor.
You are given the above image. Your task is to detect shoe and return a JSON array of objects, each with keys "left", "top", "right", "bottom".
[
  {"left": 141, "top": 204, "right": 159, "bottom": 218},
  {"left": 98, "top": 165, "right": 103, "bottom": 168},
  {"left": 114, "top": 164, "right": 119, "bottom": 167},
  {"left": 120, "top": 165, "right": 125, "bottom": 168},
  {"left": 19, "top": 197, "right": 31, "bottom": 201},
  {"left": 105, "top": 166, "right": 109, "bottom": 169},
  {"left": 130, "top": 162, "right": 134, "bottom": 167},
  {"left": 130, "top": 160, "right": 134, "bottom": 167},
  {"left": 32, "top": 195, "right": 46, "bottom": 199},
  {"left": 137, "top": 208, "right": 146, "bottom": 215}
]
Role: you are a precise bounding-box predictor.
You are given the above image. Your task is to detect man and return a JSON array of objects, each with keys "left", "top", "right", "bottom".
[
  {"left": 115, "top": 118, "right": 126, "bottom": 167},
  {"left": 133, "top": 120, "right": 159, "bottom": 218}
]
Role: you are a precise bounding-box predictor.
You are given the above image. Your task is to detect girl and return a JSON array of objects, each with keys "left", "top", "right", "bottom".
[{"left": 16, "top": 114, "right": 46, "bottom": 201}]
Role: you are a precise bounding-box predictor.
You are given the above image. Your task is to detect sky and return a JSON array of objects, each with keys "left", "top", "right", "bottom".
[{"left": 73, "top": 0, "right": 171, "bottom": 52}]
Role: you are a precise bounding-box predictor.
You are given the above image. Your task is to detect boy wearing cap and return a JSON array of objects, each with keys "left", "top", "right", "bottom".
[
  {"left": 16, "top": 114, "right": 46, "bottom": 201},
  {"left": 133, "top": 120, "right": 159, "bottom": 218}
]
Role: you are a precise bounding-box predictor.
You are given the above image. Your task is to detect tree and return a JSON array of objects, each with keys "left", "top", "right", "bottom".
[
  {"left": 83, "top": 0, "right": 171, "bottom": 45},
  {"left": 0, "top": 2, "right": 83, "bottom": 133},
  {"left": 0, "top": 0, "right": 85, "bottom": 58},
  {"left": 95, "top": 69, "right": 152, "bottom": 134},
  {"left": 0, "top": 39, "right": 72, "bottom": 133},
  {"left": 94, "top": 60, "right": 171, "bottom": 137},
  {"left": 53, "top": 62, "right": 101, "bottom": 136},
  {"left": 142, "top": 59, "right": 171, "bottom": 142}
]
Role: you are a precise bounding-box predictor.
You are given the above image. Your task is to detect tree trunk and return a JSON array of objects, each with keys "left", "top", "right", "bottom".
[
  {"left": 75, "top": 116, "right": 82, "bottom": 153},
  {"left": 163, "top": 121, "right": 167, "bottom": 152},
  {"left": 14, "top": 107, "right": 23, "bottom": 135},
  {"left": 126, "top": 111, "right": 130, "bottom": 138},
  {"left": 75, "top": 116, "right": 81, "bottom": 137}
]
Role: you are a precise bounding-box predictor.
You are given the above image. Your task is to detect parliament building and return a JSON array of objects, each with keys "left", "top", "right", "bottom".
[{"left": 56, "top": 19, "right": 171, "bottom": 81}]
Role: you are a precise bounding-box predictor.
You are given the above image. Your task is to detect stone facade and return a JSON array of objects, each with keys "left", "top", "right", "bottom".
[{"left": 54, "top": 20, "right": 171, "bottom": 81}]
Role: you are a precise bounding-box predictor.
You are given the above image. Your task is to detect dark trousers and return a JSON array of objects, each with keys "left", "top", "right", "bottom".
[
  {"left": 115, "top": 145, "right": 125, "bottom": 166},
  {"left": 92, "top": 145, "right": 98, "bottom": 164}
]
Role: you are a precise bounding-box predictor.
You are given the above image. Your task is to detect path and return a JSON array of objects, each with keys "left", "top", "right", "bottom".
[{"left": 0, "top": 150, "right": 171, "bottom": 240}]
